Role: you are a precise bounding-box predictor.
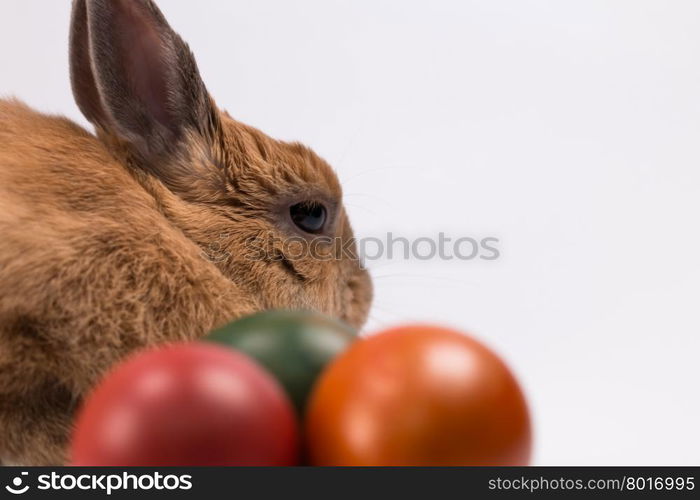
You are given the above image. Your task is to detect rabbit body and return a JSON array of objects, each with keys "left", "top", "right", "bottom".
[{"left": 0, "top": 100, "right": 253, "bottom": 464}]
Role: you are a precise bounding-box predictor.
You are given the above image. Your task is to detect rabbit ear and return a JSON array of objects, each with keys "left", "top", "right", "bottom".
[
  {"left": 69, "top": 0, "right": 110, "bottom": 129},
  {"left": 71, "top": 0, "right": 217, "bottom": 168}
]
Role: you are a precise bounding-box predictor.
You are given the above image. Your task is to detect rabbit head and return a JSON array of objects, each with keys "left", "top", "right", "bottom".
[{"left": 69, "top": 0, "right": 372, "bottom": 329}]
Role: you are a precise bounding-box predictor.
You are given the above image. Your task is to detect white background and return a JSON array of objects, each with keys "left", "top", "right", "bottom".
[{"left": 2, "top": 1, "right": 699, "bottom": 465}]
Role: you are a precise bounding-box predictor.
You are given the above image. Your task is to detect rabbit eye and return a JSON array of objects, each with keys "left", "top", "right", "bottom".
[{"left": 290, "top": 201, "right": 327, "bottom": 234}]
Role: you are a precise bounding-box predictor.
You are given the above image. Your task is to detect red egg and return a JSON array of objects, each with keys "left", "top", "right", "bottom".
[
  {"left": 71, "top": 343, "right": 299, "bottom": 466},
  {"left": 306, "top": 325, "right": 531, "bottom": 466}
]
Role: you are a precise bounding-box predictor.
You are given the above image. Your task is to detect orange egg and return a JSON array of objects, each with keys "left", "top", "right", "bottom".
[{"left": 305, "top": 325, "right": 531, "bottom": 466}]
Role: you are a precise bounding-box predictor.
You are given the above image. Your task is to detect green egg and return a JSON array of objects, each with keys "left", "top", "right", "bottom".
[{"left": 204, "top": 310, "right": 357, "bottom": 413}]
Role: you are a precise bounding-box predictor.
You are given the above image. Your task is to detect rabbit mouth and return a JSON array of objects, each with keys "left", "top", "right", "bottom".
[{"left": 341, "top": 268, "right": 373, "bottom": 329}]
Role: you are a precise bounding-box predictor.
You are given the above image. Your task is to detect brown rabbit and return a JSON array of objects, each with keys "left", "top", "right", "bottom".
[{"left": 0, "top": 0, "right": 372, "bottom": 465}]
